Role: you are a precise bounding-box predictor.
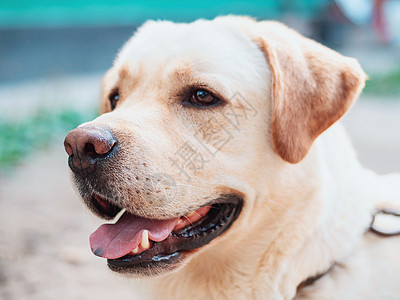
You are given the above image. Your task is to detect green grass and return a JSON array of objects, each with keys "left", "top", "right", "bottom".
[
  {"left": 364, "top": 69, "right": 400, "bottom": 96},
  {"left": 0, "top": 108, "right": 97, "bottom": 168}
]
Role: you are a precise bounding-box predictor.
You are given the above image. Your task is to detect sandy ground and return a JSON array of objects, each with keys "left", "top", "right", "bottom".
[{"left": 0, "top": 95, "right": 399, "bottom": 300}]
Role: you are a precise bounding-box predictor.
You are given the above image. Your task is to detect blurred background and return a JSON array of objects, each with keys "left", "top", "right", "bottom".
[{"left": 0, "top": 1, "right": 399, "bottom": 299}]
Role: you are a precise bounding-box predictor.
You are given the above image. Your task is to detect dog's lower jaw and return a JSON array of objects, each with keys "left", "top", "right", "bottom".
[
  {"left": 146, "top": 244, "right": 270, "bottom": 300},
  {"left": 142, "top": 130, "right": 376, "bottom": 300},
  {"left": 145, "top": 193, "right": 371, "bottom": 300},
  {"left": 144, "top": 225, "right": 292, "bottom": 299},
  {"left": 140, "top": 199, "right": 313, "bottom": 299},
  {"left": 134, "top": 194, "right": 371, "bottom": 300}
]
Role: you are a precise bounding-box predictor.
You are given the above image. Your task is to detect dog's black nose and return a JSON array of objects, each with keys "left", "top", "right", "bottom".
[{"left": 64, "top": 126, "right": 116, "bottom": 174}]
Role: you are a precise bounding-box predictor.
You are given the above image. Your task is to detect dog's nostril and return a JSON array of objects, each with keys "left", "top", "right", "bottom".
[
  {"left": 84, "top": 142, "right": 97, "bottom": 157},
  {"left": 83, "top": 141, "right": 115, "bottom": 159}
]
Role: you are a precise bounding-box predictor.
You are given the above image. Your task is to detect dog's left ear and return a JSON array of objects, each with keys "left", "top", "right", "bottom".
[{"left": 255, "top": 22, "right": 366, "bottom": 163}]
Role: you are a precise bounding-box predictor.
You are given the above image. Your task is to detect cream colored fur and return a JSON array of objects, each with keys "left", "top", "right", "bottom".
[{"left": 82, "top": 16, "right": 400, "bottom": 299}]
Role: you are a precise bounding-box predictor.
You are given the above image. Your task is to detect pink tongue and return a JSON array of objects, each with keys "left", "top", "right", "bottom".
[{"left": 89, "top": 213, "right": 180, "bottom": 259}]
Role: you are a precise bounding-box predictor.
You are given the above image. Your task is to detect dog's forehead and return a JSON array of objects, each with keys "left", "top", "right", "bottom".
[{"left": 113, "top": 19, "right": 267, "bottom": 83}]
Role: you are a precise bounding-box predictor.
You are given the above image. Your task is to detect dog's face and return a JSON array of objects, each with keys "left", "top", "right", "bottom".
[{"left": 65, "top": 17, "right": 365, "bottom": 276}]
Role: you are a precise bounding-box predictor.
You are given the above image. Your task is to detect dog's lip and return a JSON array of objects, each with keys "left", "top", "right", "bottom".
[
  {"left": 100, "top": 194, "right": 243, "bottom": 273},
  {"left": 89, "top": 193, "right": 209, "bottom": 222},
  {"left": 107, "top": 251, "right": 183, "bottom": 275},
  {"left": 91, "top": 194, "right": 122, "bottom": 219}
]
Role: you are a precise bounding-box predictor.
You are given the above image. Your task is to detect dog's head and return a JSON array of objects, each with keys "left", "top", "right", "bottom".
[{"left": 64, "top": 16, "right": 365, "bottom": 276}]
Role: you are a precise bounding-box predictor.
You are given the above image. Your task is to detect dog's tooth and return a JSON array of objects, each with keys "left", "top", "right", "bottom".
[
  {"left": 131, "top": 246, "right": 139, "bottom": 254},
  {"left": 140, "top": 230, "right": 150, "bottom": 249},
  {"left": 177, "top": 219, "right": 183, "bottom": 225},
  {"left": 186, "top": 211, "right": 195, "bottom": 218}
]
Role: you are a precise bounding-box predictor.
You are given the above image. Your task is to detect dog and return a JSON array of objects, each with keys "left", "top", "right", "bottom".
[{"left": 64, "top": 16, "right": 400, "bottom": 299}]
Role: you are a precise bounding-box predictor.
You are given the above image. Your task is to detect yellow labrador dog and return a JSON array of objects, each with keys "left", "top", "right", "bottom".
[{"left": 64, "top": 16, "right": 400, "bottom": 299}]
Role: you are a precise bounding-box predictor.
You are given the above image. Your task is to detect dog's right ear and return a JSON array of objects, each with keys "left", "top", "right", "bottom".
[{"left": 254, "top": 22, "right": 366, "bottom": 163}]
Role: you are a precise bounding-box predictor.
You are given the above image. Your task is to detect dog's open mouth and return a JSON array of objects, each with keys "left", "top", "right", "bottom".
[{"left": 89, "top": 194, "right": 243, "bottom": 272}]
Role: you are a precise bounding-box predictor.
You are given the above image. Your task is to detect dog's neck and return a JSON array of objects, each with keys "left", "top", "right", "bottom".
[{"left": 145, "top": 125, "right": 376, "bottom": 300}]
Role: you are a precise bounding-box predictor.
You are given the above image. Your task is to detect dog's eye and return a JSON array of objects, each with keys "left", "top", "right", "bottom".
[
  {"left": 188, "top": 89, "right": 220, "bottom": 107},
  {"left": 108, "top": 90, "right": 119, "bottom": 110}
]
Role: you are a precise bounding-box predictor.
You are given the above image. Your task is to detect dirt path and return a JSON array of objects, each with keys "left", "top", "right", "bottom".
[{"left": 0, "top": 98, "right": 399, "bottom": 300}]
